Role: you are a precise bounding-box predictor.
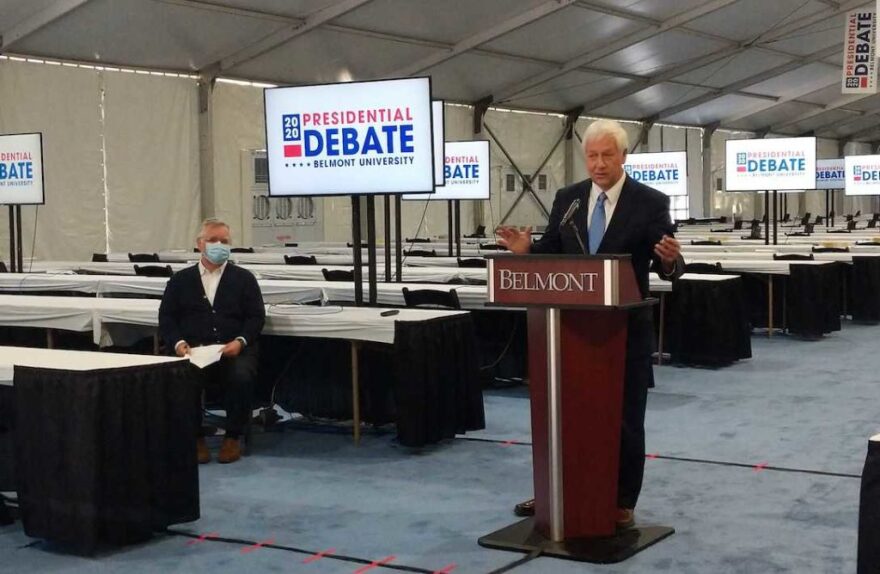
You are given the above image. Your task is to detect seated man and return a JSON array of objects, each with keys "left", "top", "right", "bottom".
[{"left": 159, "top": 219, "right": 265, "bottom": 464}]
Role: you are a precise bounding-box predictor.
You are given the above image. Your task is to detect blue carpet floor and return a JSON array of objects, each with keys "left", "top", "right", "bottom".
[{"left": 2, "top": 323, "right": 876, "bottom": 573}]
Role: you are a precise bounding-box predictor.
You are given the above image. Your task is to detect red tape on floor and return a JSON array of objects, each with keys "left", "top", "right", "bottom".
[
  {"left": 303, "top": 548, "right": 336, "bottom": 564},
  {"left": 240, "top": 538, "right": 275, "bottom": 554},
  {"left": 753, "top": 462, "right": 768, "bottom": 472},
  {"left": 433, "top": 563, "right": 457, "bottom": 573},
  {"left": 646, "top": 453, "right": 659, "bottom": 460},
  {"left": 186, "top": 532, "right": 219, "bottom": 546},
  {"left": 353, "top": 555, "right": 396, "bottom": 573}
]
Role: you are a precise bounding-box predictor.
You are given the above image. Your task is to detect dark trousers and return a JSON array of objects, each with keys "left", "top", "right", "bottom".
[
  {"left": 859, "top": 439, "right": 880, "bottom": 574},
  {"left": 617, "top": 355, "right": 651, "bottom": 509},
  {"left": 200, "top": 345, "right": 257, "bottom": 438}
]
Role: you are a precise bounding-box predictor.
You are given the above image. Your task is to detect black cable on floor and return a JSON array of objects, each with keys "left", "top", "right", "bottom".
[
  {"left": 454, "top": 436, "right": 862, "bottom": 478},
  {"left": 485, "top": 548, "right": 542, "bottom": 574},
  {"left": 165, "top": 530, "right": 434, "bottom": 573}
]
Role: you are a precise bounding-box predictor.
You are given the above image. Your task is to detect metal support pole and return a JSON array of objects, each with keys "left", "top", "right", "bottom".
[
  {"left": 394, "top": 195, "right": 403, "bottom": 282},
  {"left": 773, "top": 190, "right": 778, "bottom": 245},
  {"left": 447, "top": 201, "right": 454, "bottom": 257},
  {"left": 383, "top": 195, "right": 391, "bottom": 282},
  {"left": 454, "top": 200, "right": 462, "bottom": 258},
  {"left": 764, "top": 191, "right": 770, "bottom": 246},
  {"left": 351, "top": 196, "right": 363, "bottom": 306},
  {"left": 8, "top": 206, "right": 16, "bottom": 273},
  {"left": 351, "top": 341, "right": 361, "bottom": 445},
  {"left": 825, "top": 190, "right": 830, "bottom": 228},
  {"left": 14, "top": 205, "right": 22, "bottom": 272},
  {"left": 366, "top": 196, "right": 377, "bottom": 306}
]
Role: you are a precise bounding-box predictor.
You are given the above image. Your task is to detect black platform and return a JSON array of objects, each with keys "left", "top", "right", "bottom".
[{"left": 478, "top": 517, "right": 674, "bottom": 564}]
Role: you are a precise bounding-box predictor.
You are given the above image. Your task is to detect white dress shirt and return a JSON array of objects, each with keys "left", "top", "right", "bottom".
[
  {"left": 199, "top": 260, "right": 227, "bottom": 306},
  {"left": 587, "top": 172, "right": 627, "bottom": 232}
]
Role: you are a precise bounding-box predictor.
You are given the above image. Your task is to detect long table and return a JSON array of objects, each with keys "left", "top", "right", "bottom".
[
  {"left": 0, "top": 296, "right": 484, "bottom": 448},
  {"left": 0, "top": 346, "right": 199, "bottom": 553},
  {"left": 28, "top": 260, "right": 486, "bottom": 280}
]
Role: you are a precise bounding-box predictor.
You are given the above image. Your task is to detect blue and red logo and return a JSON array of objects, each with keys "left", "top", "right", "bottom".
[{"left": 853, "top": 164, "right": 880, "bottom": 182}]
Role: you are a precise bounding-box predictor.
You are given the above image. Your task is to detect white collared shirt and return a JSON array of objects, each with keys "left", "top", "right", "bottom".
[
  {"left": 198, "top": 260, "right": 227, "bottom": 306},
  {"left": 587, "top": 172, "right": 627, "bottom": 232}
]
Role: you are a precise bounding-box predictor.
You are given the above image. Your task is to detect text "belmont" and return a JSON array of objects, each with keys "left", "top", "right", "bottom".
[{"left": 499, "top": 270, "right": 599, "bottom": 292}]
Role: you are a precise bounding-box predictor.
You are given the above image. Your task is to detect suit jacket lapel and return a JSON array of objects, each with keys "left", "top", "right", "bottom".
[{"left": 598, "top": 177, "right": 635, "bottom": 254}]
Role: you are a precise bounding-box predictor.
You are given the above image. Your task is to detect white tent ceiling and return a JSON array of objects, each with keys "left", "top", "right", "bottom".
[{"left": 2, "top": 0, "right": 879, "bottom": 142}]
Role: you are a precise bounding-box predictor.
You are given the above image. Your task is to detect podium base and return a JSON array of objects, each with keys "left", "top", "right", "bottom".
[{"left": 478, "top": 518, "right": 674, "bottom": 564}]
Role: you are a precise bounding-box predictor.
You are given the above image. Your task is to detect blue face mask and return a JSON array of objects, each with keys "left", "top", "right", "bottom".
[{"left": 204, "top": 242, "right": 230, "bottom": 265}]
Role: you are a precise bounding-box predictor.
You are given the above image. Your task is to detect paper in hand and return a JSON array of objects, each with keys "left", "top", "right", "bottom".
[{"left": 188, "top": 344, "right": 224, "bottom": 369}]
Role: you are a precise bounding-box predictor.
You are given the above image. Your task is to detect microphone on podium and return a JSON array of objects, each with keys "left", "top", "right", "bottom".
[
  {"left": 559, "top": 198, "right": 587, "bottom": 254},
  {"left": 560, "top": 198, "right": 580, "bottom": 228}
]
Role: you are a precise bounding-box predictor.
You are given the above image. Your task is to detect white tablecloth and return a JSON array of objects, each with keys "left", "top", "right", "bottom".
[
  {"left": 0, "top": 346, "right": 182, "bottom": 386},
  {"left": 0, "top": 294, "right": 466, "bottom": 346}
]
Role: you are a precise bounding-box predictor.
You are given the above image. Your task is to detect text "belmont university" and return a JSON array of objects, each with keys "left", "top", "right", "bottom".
[{"left": 499, "top": 270, "right": 599, "bottom": 292}]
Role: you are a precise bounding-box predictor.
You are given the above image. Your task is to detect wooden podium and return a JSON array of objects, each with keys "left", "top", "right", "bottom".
[{"left": 478, "top": 254, "right": 674, "bottom": 563}]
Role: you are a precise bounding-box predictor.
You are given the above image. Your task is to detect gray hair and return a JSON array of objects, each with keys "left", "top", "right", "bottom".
[
  {"left": 582, "top": 119, "right": 629, "bottom": 154},
  {"left": 198, "top": 218, "right": 230, "bottom": 239}
]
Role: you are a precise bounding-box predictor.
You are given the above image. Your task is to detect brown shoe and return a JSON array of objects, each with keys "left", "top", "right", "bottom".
[
  {"left": 218, "top": 438, "right": 241, "bottom": 464},
  {"left": 616, "top": 508, "right": 635, "bottom": 530},
  {"left": 197, "top": 438, "right": 210, "bottom": 464}
]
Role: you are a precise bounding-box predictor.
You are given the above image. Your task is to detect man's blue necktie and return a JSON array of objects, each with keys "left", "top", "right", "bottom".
[{"left": 588, "top": 192, "right": 607, "bottom": 255}]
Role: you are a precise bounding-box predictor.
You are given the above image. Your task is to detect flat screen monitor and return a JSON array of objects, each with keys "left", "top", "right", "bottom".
[
  {"left": 815, "top": 158, "right": 845, "bottom": 190},
  {"left": 724, "top": 137, "right": 816, "bottom": 191},
  {"left": 264, "top": 77, "right": 434, "bottom": 196},
  {"left": 433, "top": 100, "right": 445, "bottom": 187},
  {"left": 403, "top": 140, "right": 490, "bottom": 201},
  {"left": 845, "top": 155, "right": 880, "bottom": 196},
  {"left": 623, "top": 151, "right": 687, "bottom": 196},
  {"left": 0, "top": 132, "right": 45, "bottom": 205}
]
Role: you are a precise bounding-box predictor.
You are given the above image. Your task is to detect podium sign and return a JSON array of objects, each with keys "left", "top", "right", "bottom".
[
  {"left": 479, "top": 254, "right": 673, "bottom": 563},
  {"left": 487, "top": 255, "right": 642, "bottom": 308}
]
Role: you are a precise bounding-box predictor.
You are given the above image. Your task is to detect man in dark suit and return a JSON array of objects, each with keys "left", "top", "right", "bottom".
[
  {"left": 159, "top": 219, "right": 265, "bottom": 464},
  {"left": 497, "top": 119, "right": 684, "bottom": 529}
]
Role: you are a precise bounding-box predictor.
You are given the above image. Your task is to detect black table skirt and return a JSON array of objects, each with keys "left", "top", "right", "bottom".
[
  {"left": 859, "top": 438, "right": 880, "bottom": 574},
  {"left": 5, "top": 360, "right": 201, "bottom": 553},
  {"left": 665, "top": 276, "right": 752, "bottom": 366},
  {"left": 740, "top": 265, "right": 841, "bottom": 337},
  {"left": 850, "top": 257, "right": 880, "bottom": 322},
  {"left": 260, "top": 313, "right": 485, "bottom": 447}
]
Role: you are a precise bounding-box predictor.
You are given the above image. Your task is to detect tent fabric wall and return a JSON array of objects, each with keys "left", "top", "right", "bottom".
[
  {"left": 211, "top": 82, "right": 266, "bottom": 246},
  {"left": 0, "top": 59, "right": 105, "bottom": 262},
  {"left": 485, "top": 108, "right": 566, "bottom": 230},
  {"left": 103, "top": 72, "right": 200, "bottom": 253}
]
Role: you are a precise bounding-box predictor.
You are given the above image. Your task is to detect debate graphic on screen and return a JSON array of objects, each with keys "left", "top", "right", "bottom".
[
  {"left": 815, "top": 158, "right": 845, "bottom": 190},
  {"left": 623, "top": 151, "right": 687, "bottom": 196},
  {"left": 0, "top": 132, "right": 45, "bottom": 205},
  {"left": 724, "top": 137, "right": 816, "bottom": 192},
  {"left": 264, "top": 77, "right": 435, "bottom": 197},
  {"left": 403, "top": 140, "right": 490, "bottom": 201},
  {"left": 845, "top": 155, "right": 880, "bottom": 196}
]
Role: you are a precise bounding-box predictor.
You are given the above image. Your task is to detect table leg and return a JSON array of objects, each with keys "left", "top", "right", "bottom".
[
  {"left": 46, "top": 329, "right": 54, "bottom": 349},
  {"left": 351, "top": 341, "right": 361, "bottom": 446},
  {"left": 768, "top": 276, "right": 774, "bottom": 339},
  {"left": 657, "top": 293, "right": 665, "bottom": 366},
  {"left": 153, "top": 334, "right": 160, "bottom": 355}
]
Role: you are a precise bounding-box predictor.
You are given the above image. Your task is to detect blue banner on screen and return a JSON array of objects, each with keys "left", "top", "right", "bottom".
[
  {"left": 724, "top": 137, "right": 816, "bottom": 191},
  {"left": 403, "top": 140, "right": 490, "bottom": 201},
  {"left": 845, "top": 155, "right": 880, "bottom": 195},
  {"left": 0, "top": 133, "right": 45, "bottom": 205},
  {"left": 623, "top": 151, "right": 687, "bottom": 196},
  {"left": 264, "top": 77, "right": 434, "bottom": 196},
  {"left": 815, "top": 158, "right": 845, "bottom": 190}
]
